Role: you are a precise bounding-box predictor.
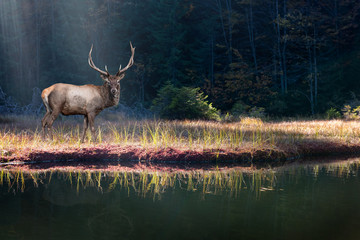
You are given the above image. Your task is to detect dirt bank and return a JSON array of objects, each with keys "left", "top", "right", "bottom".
[{"left": 2, "top": 141, "right": 360, "bottom": 166}]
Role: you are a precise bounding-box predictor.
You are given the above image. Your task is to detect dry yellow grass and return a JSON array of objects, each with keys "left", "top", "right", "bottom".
[{"left": 1, "top": 115, "right": 360, "bottom": 161}]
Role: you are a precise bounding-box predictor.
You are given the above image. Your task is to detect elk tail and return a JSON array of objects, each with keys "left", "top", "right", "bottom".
[{"left": 41, "top": 89, "right": 52, "bottom": 113}]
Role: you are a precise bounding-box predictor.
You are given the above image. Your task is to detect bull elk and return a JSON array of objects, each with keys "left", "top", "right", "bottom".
[{"left": 41, "top": 42, "right": 135, "bottom": 142}]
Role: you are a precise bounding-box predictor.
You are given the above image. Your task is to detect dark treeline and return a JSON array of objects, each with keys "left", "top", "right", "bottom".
[{"left": 0, "top": 0, "right": 359, "bottom": 116}]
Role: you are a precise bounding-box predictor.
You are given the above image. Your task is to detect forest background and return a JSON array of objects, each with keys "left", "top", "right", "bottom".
[{"left": 0, "top": 0, "right": 359, "bottom": 118}]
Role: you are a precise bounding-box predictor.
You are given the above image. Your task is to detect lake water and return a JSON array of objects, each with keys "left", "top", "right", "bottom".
[{"left": 0, "top": 160, "right": 360, "bottom": 240}]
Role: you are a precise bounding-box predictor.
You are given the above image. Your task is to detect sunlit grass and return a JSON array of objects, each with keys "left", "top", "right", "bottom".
[{"left": 2, "top": 116, "right": 360, "bottom": 159}]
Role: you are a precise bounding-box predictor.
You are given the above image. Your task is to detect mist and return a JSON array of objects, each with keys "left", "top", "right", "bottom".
[{"left": 0, "top": 0, "right": 138, "bottom": 105}]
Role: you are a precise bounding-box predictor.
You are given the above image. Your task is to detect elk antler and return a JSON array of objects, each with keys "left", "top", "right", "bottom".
[
  {"left": 116, "top": 42, "right": 135, "bottom": 76},
  {"left": 88, "top": 44, "right": 109, "bottom": 76}
]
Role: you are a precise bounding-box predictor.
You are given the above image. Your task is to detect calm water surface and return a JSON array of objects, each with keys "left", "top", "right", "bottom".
[{"left": 0, "top": 160, "right": 360, "bottom": 240}]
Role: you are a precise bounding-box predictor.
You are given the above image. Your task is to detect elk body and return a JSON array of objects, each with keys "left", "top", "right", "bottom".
[{"left": 41, "top": 42, "right": 135, "bottom": 142}]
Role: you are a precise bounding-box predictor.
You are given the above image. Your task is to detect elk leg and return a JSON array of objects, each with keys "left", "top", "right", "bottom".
[
  {"left": 88, "top": 113, "right": 97, "bottom": 142},
  {"left": 81, "top": 115, "right": 89, "bottom": 143},
  {"left": 41, "top": 111, "right": 50, "bottom": 139},
  {"left": 47, "top": 109, "right": 60, "bottom": 140}
]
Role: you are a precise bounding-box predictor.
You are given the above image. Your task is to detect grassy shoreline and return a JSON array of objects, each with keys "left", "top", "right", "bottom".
[{"left": 1, "top": 116, "right": 360, "bottom": 165}]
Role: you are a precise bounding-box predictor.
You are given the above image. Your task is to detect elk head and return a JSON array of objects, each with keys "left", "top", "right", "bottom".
[{"left": 88, "top": 42, "right": 135, "bottom": 96}]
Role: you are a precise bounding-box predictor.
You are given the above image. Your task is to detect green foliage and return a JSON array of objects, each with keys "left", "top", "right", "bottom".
[
  {"left": 353, "top": 106, "right": 360, "bottom": 117},
  {"left": 249, "top": 107, "right": 266, "bottom": 118},
  {"left": 206, "top": 61, "right": 274, "bottom": 111},
  {"left": 231, "top": 101, "right": 249, "bottom": 117},
  {"left": 222, "top": 112, "right": 235, "bottom": 122},
  {"left": 325, "top": 108, "right": 341, "bottom": 119},
  {"left": 151, "top": 83, "right": 220, "bottom": 121},
  {"left": 342, "top": 105, "right": 352, "bottom": 119},
  {"left": 147, "top": 0, "right": 186, "bottom": 87},
  {"left": 341, "top": 105, "right": 360, "bottom": 120},
  {"left": 226, "top": 102, "right": 266, "bottom": 121}
]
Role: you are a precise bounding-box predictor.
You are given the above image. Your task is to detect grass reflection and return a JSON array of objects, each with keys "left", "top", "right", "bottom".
[{"left": 1, "top": 160, "right": 360, "bottom": 199}]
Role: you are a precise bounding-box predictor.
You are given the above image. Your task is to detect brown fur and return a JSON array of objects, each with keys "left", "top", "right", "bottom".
[
  {"left": 41, "top": 43, "right": 134, "bottom": 142},
  {"left": 41, "top": 80, "right": 121, "bottom": 142}
]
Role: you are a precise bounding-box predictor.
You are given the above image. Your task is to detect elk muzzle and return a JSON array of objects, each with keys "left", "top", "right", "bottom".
[{"left": 111, "top": 88, "right": 117, "bottom": 95}]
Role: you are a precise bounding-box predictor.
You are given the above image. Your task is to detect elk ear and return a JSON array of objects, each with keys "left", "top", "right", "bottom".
[{"left": 100, "top": 74, "right": 109, "bottom": 82}]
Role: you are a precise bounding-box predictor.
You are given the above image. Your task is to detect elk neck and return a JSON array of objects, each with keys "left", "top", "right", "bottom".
[{"left": 100, "top": 82, "right": 120, "bottom": 108}]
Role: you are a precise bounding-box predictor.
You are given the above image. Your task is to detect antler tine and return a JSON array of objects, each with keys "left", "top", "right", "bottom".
[
  {"left": 88, "top": 44, "right": 109, "bottom": 76},
  {"left": 116, "top": 42, "right": 135, "bottom": 76}
]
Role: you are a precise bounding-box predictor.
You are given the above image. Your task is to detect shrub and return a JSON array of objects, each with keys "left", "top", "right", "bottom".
[
  {"left": 341, "top": 105, "right": 360, "bottom": 120},
  {"left": 230, "top": 101, "right": 249, "bottom": 117},
  {"left": 222, "top": 112, "right": 235, "bottom": 122},
  {"left": 151, "top": 82, "right": 220, "bottom": 121},
  {"left": 352, "top": 106, "right": 360, "bottom": 118},
  {"left": 248, "top": 106, "right": 266, "bottom": 118},
  {"left": 325, "top": 107, "right": 341, "bottom": 119}
]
